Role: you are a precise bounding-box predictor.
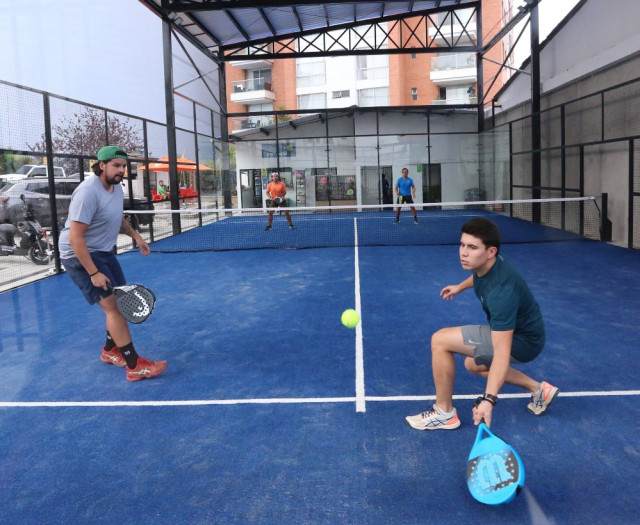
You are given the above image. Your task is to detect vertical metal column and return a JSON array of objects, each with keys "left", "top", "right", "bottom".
[
  {"left": 42, "top": 93, "right": 61, "bottom": 273},
  {"left": 162, "top": 17, "right": 181, "bottom": 234},
  {"left": 218, "top": 51, "right": 232, "bottom": 209},
  {"left": 476, "top": 2, "right": 484, "bottom": 133},
  {"left": 530, "top": 4, "right": 542, "bottom": 222}
]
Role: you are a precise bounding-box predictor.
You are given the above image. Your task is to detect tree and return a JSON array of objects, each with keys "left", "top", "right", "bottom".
[
  {"left": 29, "top": 107, "right": 144, "bottom": 174},
  {"left": 275, "top": 104, "right": 293, "bottom": 123},
  {"left": 0, "top": 150, "right": 32, "bottom": 174}
]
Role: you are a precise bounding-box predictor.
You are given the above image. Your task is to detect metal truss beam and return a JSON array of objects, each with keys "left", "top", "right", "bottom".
[
  {"left": 224, "top": 6, "right": 479, "bottom": 61},
  {"left": 162, "top": 0, "right": 416, "bottom": 12}
]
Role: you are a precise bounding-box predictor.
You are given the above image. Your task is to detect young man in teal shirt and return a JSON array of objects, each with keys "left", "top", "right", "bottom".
[{"left": 406, "top": 217, "right": 558, "bottom": 430}]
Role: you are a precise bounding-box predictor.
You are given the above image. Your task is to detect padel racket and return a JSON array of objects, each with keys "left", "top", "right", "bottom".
[
  {"left": 274, "top": 196, "right": 284, "bottom": 205},
  {"left": 466, "top": 422, "right": 525, "bottom": 505},
  {"left": 108, "top": 284, "right": 156, "bottom": 324}
]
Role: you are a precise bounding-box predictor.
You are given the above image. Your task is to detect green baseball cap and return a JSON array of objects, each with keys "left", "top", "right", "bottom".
[{"left": 97, "top": 146, "right": 128, "bottom": 161}]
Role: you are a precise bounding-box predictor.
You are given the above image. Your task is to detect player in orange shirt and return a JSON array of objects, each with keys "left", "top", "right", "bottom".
[{"left": 264, "top": 172, "right": 294, "bottom": 231}]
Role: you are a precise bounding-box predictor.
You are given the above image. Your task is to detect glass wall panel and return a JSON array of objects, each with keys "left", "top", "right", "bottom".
[
  {"left": 429, "top": 133, "right": 480, "bottom": 202},
  {"left": 378, "top": 111, "right": 428, "bottom": 135},
  {"left": 175, "top": 96, "right": 195, "bottom": 132},
  {"left": 197, "top": 134, "right": 221, "bottom": 207},
  {"left": 354, "top": 112, "right": 378, "bottom": 136},
  {"left": 196, "top": 104, "right": 212, "bottom": 137},
  {"left": 146, "top": 122, "right": 168, "bottom": 159},
  {"left": 278, "top": 113, "right": 326, "bottom": 139},
  {"left": 429, "top": 112, "right": 477, "bottom": 133},
  {"left": 327, "top": 113, "right": 356, "bottom": 138}
]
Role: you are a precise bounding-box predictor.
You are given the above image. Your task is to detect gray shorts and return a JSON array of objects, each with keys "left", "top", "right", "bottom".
[{"left": 462, "top": 325, "right": 541, "bottom": 367}]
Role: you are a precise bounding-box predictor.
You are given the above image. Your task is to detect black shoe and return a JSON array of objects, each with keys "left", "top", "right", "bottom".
[
  {"left": 289, "top": 224, "right": 295, "bottom": 230},
  {"left": 264, "top": 225, "right": 272, "bottom": 231},
  {"left": 414, "top": 218, "right": 419, "bottom": 224}
]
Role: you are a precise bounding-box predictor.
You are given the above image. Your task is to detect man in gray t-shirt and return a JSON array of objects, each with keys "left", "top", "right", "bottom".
[
  {"left": 60, "top": 145, "right": 167, "bottom": 382},
  {"left": 58, "top": 175, "right": 125, "bottom": 258}
]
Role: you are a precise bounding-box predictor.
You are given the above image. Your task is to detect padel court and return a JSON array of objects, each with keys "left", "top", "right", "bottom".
[{"left": 1, "top": 207, "right": 640, "bottom": 524}]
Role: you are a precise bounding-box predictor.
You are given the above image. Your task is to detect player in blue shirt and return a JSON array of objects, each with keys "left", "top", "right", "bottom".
[
  {"left": 406, "top": 217, "right": 558, "bottom": 430},
  {"left": 394, "top": 167, "right": 418, "bottom": 224}
]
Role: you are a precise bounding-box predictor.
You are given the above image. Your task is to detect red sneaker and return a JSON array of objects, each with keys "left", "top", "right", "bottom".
[
  {"left": 126, "top": 357, "right": 167, "bottom": 382},
  {"left": 100, "top": 346, "right": 126, "bottom": 367}
]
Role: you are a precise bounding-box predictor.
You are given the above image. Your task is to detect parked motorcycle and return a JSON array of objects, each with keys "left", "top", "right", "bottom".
[{"left": 0, "top": 195, "right": 53, "bottom": 265}]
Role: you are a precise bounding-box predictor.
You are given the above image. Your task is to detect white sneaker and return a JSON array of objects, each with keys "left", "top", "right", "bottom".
[
  {"left": 527, "top": 381, "right": 559, "bottom": 415},
  {"left": 405, "top": 404, "right": 461, "bottom": 430}
]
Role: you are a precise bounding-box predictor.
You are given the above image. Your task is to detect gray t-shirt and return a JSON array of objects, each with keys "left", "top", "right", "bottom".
[{"left": 58, "top": 175, "right": 124, "bottom": 259}]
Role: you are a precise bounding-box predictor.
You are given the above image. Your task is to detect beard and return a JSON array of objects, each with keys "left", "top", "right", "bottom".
[{"left": 104, "top": 172, "right": 124, "bottom": 186}]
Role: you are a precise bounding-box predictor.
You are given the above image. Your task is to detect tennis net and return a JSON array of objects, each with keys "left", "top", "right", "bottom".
[{"left": 120, "top": 197, "right": 604, "bottom": 253}]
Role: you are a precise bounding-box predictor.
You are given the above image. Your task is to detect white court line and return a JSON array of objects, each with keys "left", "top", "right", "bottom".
[
  {"left": 353, "top": 217, "right": 366, "bottom": 413},
  {"left": 3, "top": 391, "right": 640, "bottom": 408}
]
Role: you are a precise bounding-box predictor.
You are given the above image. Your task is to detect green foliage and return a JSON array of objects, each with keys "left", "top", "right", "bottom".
[
  {"left": 0, "top": 150, "right": 33, "bottom": 174},
  {"left": 275, "top": 105, "right": 292, "bottom": 123}
]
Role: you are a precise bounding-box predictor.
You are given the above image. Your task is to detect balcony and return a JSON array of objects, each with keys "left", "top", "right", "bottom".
[
  {"left": 228, "top": 46, "right": 274, "bottom": 70},
  {"left": 432, "top": 96, "right": 477, "bottom": 106},
  {"left": 230, "top": 78, "right": 276, "bottom": 105},
  {"left": 231, "top": 117, "right": 275, "bottom": 133},
  {"left": 430, "top": 53, "right": 476, "bottom": 86}
]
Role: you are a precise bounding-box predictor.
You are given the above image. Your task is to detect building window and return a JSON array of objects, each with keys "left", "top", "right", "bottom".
[
  {"left": 411, "top": 88, "right": 418, "bottom": 101},
  {"left": 356, "top": 55, "right": 389, "bottom": 81},
  {"left": 357, "top": 87, "right": 389, "bottom": 107},
  {"left": 247, "top": 69, "right": 272, "bottom": 91},
  {"left": 246, "top": 103, "right": 273, "bottom": 127},
  {"left": 297, "top": 93, "right": 327, "bottom": 110},
  {"left": 332, "top": 90, "right": 350, "bottom": 99},
  {"left": 296, "top": 59, "right": 326, "bottom": 87}
]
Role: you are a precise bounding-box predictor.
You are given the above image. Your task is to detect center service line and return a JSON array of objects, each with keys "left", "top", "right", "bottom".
[{"left": 353, "top": 218, "right": 366, "bottom": 413}]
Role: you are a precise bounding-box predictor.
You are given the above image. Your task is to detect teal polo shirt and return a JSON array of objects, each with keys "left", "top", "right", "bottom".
[{"left": 473, "top": 254, "right": 545, "bottom": 360}]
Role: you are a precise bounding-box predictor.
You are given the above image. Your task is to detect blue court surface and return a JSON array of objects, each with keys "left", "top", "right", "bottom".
[{"left": 1, "top": 232, "right": 640, "bottom": 524}]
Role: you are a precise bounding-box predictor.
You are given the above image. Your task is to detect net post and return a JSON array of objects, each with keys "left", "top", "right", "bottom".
[{"left": 599, "top": 193, "right": 612, "bottom": 242}]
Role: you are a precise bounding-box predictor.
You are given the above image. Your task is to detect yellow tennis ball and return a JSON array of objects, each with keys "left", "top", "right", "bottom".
[{"left": 341, "top": 309, "right": 360, "bottom": 328}]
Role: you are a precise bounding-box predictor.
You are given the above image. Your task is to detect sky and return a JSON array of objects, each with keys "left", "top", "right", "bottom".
[
  {"left": 0, "top": 0, "right": 167, "bottom": 122},
  {"left": 0, "top": 0, "right": 581, "bottom": 123},
  {"left": 512, "top": 0, "right": 581, "bottom": 67}
]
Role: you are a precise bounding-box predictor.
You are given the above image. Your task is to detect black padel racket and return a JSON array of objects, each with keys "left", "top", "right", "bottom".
[
  {"left": 109, "top": 284, "right": 156, "bottom": 324},
  {"left": 466, "top": 422, "right": 525, "bottom": 505}
]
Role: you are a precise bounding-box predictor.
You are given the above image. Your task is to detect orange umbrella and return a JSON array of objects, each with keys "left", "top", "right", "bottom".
[{"left": 137, "top": 155, "right": 211, "bottom": 172}]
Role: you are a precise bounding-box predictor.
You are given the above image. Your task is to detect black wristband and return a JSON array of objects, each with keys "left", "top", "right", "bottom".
[
  {"left": 474, "top": 394, "right": 497, "bottom": 408},
  {"left": 89, "top": 270, "right": 100, "bottom": 277},
  {"left": 484, "top": 393, "right": 498, "bottom": 405}
]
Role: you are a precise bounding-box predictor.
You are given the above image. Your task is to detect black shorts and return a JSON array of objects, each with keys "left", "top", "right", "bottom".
[
  {"left": 398, "top": 195, "right": 414, "bottom": 204},
  {"left": 269, "top": 197, "right": 287, "bottom": 208},
  {"left": 61, "top": 251, "right": 126, "bottom": 305}
]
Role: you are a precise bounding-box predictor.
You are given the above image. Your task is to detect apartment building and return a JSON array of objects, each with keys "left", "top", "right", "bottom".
[{"left": 226, "top": 0, "right": 512, "bottom": 132}]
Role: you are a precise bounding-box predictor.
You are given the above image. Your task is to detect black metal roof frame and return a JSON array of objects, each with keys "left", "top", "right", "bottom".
[
  {"left": 142, "top": 0, "right": 510, "bottom": 53},
  {"left": 140, "top": 0, "right": 540, "bottom": 94},
  {"left": 133, "top": 0, "right": 546, "bottom": 216}
]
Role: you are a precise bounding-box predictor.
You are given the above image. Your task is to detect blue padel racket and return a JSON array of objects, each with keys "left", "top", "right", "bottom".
[
  {"left": 466, "top": 422, "right": 525, "bottom": 505},
  {"left": 108, "top": 284, "right": 156, "bottom": 324}
]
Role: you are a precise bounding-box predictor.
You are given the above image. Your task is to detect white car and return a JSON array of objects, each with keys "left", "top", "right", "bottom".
[{"left": 0, "top": 165, "right": 67, "bottom": 186}]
